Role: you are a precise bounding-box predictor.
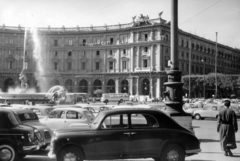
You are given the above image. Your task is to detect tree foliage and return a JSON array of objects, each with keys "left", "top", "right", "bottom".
[{"left": 182, "top": 73, "right": 240, "bottom": 98}]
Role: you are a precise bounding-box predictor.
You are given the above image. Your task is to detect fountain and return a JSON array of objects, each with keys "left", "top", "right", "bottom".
[{"left": 0, "top": 25, "right": 50, "bottom": 104}]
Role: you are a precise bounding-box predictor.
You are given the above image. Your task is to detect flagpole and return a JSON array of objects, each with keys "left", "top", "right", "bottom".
[
  {"left": 189, "top": 37, "right": 191, "bottom": 99},
  {"left": 215, "top": 32, "right": 218, "bottom": 98}
]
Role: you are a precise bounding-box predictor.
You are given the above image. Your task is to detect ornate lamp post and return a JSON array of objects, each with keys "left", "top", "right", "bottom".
[{"left": 162, "top": 0, "right": 192, "bottom": 131}]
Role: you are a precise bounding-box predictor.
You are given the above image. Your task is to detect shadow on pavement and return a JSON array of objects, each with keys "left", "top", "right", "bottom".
[
  {"left": 200, "top": 139, "right": 240, "bottom": 143},
  {"left": 186, "top": 160, "right": 215, "bottom": 161}
]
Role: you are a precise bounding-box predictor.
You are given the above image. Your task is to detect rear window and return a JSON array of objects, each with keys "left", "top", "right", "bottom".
[
  {"left": 131, "top": 114, "right": 159, "bottom": 128},
  {"left": 18, "top": 113, "right": 38, "bottom": 121}
]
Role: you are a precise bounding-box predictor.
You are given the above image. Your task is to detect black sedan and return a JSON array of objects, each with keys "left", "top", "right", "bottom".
[{"left": 48, "top": 109, "right": 201, "bottom": 161}]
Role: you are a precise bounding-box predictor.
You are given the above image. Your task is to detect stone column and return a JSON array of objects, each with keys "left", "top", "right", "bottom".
[
  {"left": 103, "top": 49, "right": 107, "bottom": 72},
  {"left": 88, "top": 79, "right": 92, "bottom": 95},
  {"left": 136, "top": 77, "right": 139, "bottom": 95},
  {"left": 129, "top": 77, "right": 133, "bottom": 95},
  {"left": 130, "top": 47, "right": 134, "bottom": 72},
  {"left": 115, "top": 78, "right": 119, "bottom": 93},
  {"left": 118, "top": 49, "right": 121, "bottom": 72},
  {"left": 136, "top": 46, "right": 140, "bottom": 70},
  {"left": 102, "top": 79, "right": 106, "bottom": 93}
]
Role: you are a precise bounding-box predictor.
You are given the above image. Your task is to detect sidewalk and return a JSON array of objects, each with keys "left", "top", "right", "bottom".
[{"left": 187, "top": 142, "right": 240, "bottom": 161}]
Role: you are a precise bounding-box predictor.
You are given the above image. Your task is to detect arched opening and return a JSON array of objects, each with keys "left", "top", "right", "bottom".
[
  {"left": 142, "top": 78, "right": 150, "bottom": 95},
  {"left": 50, "top": 79, "right": 60, "bottom": 86},
  {"left": 65, "top": 79, "right": 73, "bottom": 92},
  {"left": 79, "top": 79, "right": 88, "bottom": 93},
  {"left": 107, "top": 79, "right": 115, "bottom": 93},
  {"left": 93, "top": 79, "right": 102, "bottom": 91},
  {"left": 121, "top": 80, "right": 129, "bottom": 93},
  {"left": 4, "top": 78, "right": 15, "bottom": 92}
]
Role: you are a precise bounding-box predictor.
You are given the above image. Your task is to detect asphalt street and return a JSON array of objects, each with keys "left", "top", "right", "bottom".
[{"left": 22, "top": 118, "right": 240, "bottom": 161}]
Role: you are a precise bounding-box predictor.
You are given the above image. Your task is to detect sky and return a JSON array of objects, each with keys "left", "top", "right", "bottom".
[{"left": 0, "top": 0, "right": 239, "bottom": 49}]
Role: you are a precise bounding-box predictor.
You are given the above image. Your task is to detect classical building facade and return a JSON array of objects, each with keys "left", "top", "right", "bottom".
[{"left": 0, "top": 15, "right": 240, "bottom": 98}]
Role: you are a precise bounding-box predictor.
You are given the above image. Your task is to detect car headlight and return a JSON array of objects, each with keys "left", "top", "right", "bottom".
[{"left": 28, "top": 132, "right": 34, "bottom": 142}]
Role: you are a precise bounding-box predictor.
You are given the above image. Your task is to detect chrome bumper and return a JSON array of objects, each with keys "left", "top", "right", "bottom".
[
  {"left": 186, "top": 148, "right": 201, "bottom": 154},
  {"left": 48, "top": 150, "right": 56, "bottom": 159},
  {"left": 23, "top": 145, "right": 40, "bottom": 151}
]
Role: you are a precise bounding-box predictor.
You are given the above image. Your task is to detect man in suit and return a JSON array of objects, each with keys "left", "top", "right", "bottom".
[{"left": 217, "top": 99, "right": 238, "bottom": 156}]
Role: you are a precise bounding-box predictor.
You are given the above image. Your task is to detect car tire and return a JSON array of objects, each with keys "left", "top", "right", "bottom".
[
  {"left": 159, "top": 143, "right": 185, "bottom": 161},
  {"left": 195, "top": 114, "right": 202, "bottom": 120},
  {"left": 57, "top": 146, "right": 83, "bottom": 161},
  {"left": 0, "top": 144, "right": 18, "bottom": 161}
]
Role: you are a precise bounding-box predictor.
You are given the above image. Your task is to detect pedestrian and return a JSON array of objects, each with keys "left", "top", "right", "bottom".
[{"left": 217, "top": 99, "right": 238, "bottom": 156}]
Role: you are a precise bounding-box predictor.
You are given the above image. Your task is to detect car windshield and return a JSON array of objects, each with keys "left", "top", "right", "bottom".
[
  {"left": 18, "top": 113, "right": 38, "bottom": 121},
  {"left": 84, "top": 110, "right": 94, "bottom": 117},
  {"left": 8, "top": 113, "right": 21, "bottom": 125}
]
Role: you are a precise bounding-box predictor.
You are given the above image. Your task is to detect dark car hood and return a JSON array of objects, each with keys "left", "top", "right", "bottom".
[
  {"left": 12, "top": 124, "right": 35, "bottom": 133},
  {"left": 22, "top": 120, "right": 50, "bottom": 131}
]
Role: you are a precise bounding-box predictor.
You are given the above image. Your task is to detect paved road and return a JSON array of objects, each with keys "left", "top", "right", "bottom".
[{"left": 22, "top": 119, "right": 240, "bottom": 161}]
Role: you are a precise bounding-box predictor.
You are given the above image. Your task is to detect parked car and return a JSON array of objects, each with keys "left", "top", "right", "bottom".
[
  {"left": 53, "top": 104, "right": 83, "bottom": 109},
  {"left": 183, "top": 103, "right": 202, "bottom": 116},
  {"left": 10, "top": 108, "right": 53, "bottom": 150},
  {"left": 0, "top": 108, "right": 42, "bottom": 160},
  {"left": 40, "top": 107, "right": 95, "bottom": 130},
  {"left": 86, "top": 104, "right": 114, "bottom": 112},
  {"left": 21, "top": 105, "right": 55, "bottom": 119},
  {"left": 48, "top": 109, "right": 201, "bottom": 161},
  {"left": 193, "top": 104, "right": 223, "bottom": 120},
  {"left": 230, "top": 103, "right": 240, "bottom": 117}
]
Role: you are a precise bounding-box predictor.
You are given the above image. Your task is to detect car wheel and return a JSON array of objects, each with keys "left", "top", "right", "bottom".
[
  {"left": 0, "top": 144, "right": 18, "bottom": 161},
  {"left": 195, "top": 114, "right": 201, "bottom": 120},
  {"left": 57, "top": 146, "right": 83, "bottom": 161},
  {"left": 160, "top": 143, "right": 185, "bottom": 161}
]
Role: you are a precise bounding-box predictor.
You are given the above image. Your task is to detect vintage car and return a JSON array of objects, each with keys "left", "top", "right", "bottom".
[
  {"left": 40, "top": 107, "right": 95, "bottom": 130},
  {"left": 21, "top": 105, "right": 55, "bottom": 119},
  {"left": 48, "top": 109, "right": 201, "bottom": 161},
  {"left": 134, "top": 103, "right": 167, "bottom": 111},
  {"left": 10, "top": 108, "right": 53, "bottom": 150},
  {"left": 183, "top": 103, "right": 202, "bottom": 116},
  {"left": 0, "top": 108, "right": 42, "bottom": 161},
  {"left": 193, "top": 104, "right": 223, "bottom": 120}
]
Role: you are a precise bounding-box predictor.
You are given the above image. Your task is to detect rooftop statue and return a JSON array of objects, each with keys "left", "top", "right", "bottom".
[{"left": 132, "top": 14, "right": 152, "bottom": 27}]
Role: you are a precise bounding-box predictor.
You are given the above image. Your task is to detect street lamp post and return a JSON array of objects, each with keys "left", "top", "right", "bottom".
[{"left": 201, "top": 59, "right": 205, "bottom": 98}]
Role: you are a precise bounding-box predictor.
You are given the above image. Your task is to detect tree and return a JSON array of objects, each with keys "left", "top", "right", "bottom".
[{"left": 182, "top": 74, "right": 240, "bottom": 98}]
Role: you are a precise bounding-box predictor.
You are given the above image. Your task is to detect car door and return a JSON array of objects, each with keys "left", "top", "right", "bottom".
[
  {"left": 128, "top": 113, "right": 163, "bottom": 157},
  {"left": 94, "top": 114, "right": 131, "bottom": 158},
  {"left": 64, "top": 110, "right": 89, "bottom": 128},
  {"left": 42, "top": 110, "right": 65, "bottom": 130},
  {"left": 201, "top": 106, "right": 211, "bottom": 117},
  {"left": 211, "top": 106, "right": 219, "bottom": 117}
]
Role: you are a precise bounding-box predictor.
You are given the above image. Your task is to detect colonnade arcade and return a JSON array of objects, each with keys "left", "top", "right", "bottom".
[
  {"left": 49, "top": 75, "right": 165, "bottom": 98},
  {"left": 2, "top": 74, "right": 165, "bottom": 99}
]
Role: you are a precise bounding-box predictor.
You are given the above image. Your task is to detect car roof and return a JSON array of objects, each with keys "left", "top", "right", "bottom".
[
  {"left": 7, "top": 108, "right": 34, "bottom": 114},
  {"left": 52, "top": 107, "right": 87, "bottom": 112},
  {"left": 0, "top": 108, "right": 13, "bottom": 114},
  {"left": 99, "top": 108, "right": 166, "bottom": 117},
  {"left": 54, "top": 105, "right": 82, "bottom": 108}
]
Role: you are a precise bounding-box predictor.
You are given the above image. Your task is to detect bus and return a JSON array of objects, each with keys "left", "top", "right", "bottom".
[
  {"left": 101, "top": 93, "right": 130, "bottom": 103},
  {"left": 65, "top": 93, "right": 90, "bottom": 104}
]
